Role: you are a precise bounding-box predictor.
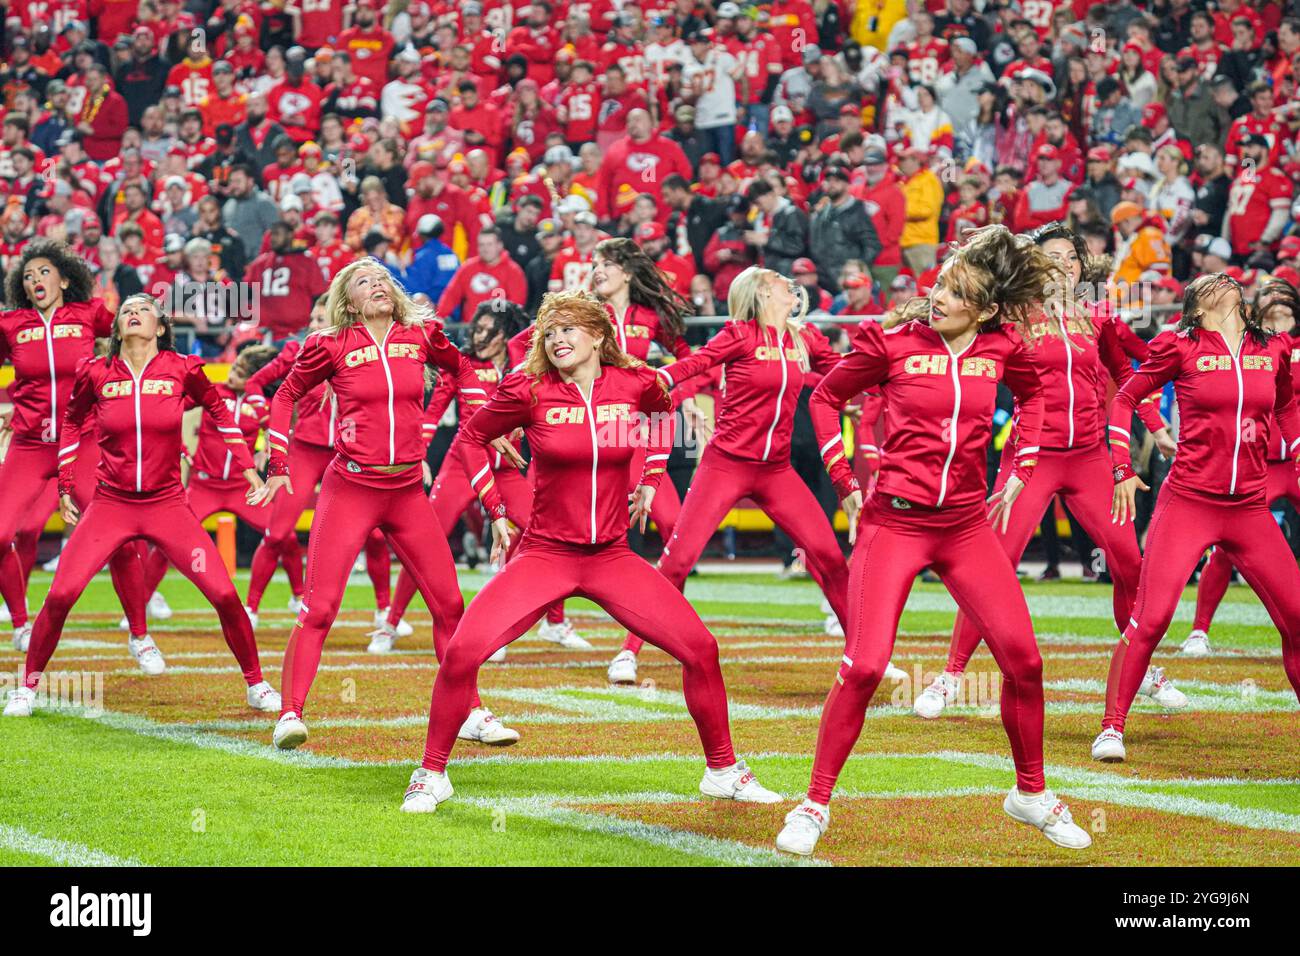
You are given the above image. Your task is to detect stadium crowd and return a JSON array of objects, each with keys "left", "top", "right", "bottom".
[{"left": 2, "top": 0, "right": 1299, "bottom": 358}]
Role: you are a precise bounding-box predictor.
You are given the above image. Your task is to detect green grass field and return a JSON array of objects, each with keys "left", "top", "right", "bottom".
[{"left": 1, "top": 565, "right": 1297, "bottom": 867}]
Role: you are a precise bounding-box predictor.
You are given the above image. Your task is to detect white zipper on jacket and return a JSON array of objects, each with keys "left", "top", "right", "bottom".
[
  {"left": 124, "top": 355, "right": 154, "bottom": 493},
  {"left": 40, "top": 311, "right": 57, "bottom": 443},
  {"left": 1064, "top": 330, "right": 1075, "bottom": 448},
  {"left": 937, "top": 335, "right": 975, "bottom": 507},
  {"left": 575, "top": 380, "right": 599, "bottom": 544},
  {"left": 221, "top": 392, "right": 242, "bottom": 480},
  {"left": 1222, "top": 330, "right": 1245, "bottom": 495},
  {"left": 761, "top": 326, "right": 788, "bottom": 462},
  {"left": 363, "top": 323, "right": 397, "bottom": 464}
]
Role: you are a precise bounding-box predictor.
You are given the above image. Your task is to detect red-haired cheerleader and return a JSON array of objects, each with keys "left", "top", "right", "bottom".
[
  {"left": 1095, "top": 274, "right": 1300, "bottom": 762},
  {"left": 777, "top": 226, "right": 1093, "bottom": 856},
  {"left": 0, "top": 241, "right": 149, "bottom": 665},
  {"left": 602, "top": 263, "right": 857, "bottom": 687},
  {"left": 1182, "top": 280, "right": 1300, "bottom": 656},
  {"left": 135, "top": 345, "right": 297, "bottom": 641},
  {"left": 916, "top": 224, "right": 1188, "bottom": 718},
  {"left": 259, "top": 260, "right": 518, "bottom": 750},
  {"left": 371, "top": 300, "right": 533, "bottom": 655},
  {"left": 243, "top": 301, "right": 399, "bottom": 632},
  {"left": 501, "top": 237, "right": 708, "bottom": 649},
  {"left": 401, "top": 290, "right": 779, "bottom": 811},
  {"left": 3, "top": 294, "right": 279, "bottom": 717}
]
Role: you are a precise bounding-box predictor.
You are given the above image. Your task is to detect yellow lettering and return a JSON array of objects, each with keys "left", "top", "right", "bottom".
[
  {"left": 344, "top": 345, "right": 379, "bottom": 367},
  {"left": 387, "top": 342, "right": 420, "bottom": 360},
  {"left": 101, "top": 380, "right": 133, "bottom": 398},
  {"left": 545, "top": 406, "right": 586, "bottom": 425},
  {"left": 595, "top": 403, "right": 632, "bottom": 422},
  {"left": 1242, "top": 355, "right": 1273, "bottom": 371},
  {"left": 52, "top": 324, "right": 83, "bottom": 339},
  {"left": 903, "top": 354, "right": 949, "bottom": 375},
  {"left": 960, "top": 357, "right": 998, "bottom": 378}
]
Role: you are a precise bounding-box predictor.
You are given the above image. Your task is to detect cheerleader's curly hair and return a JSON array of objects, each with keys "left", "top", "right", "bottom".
[
  {"left": 523, "top": 289, "right": 643, "bottom": 381},
  {"left": 5, "top": 239, "right": 95, "bottom": 309},
  {"left": 1180, "top": 273, "right": 1270, "bottom": 347},
  {"left": 938, "top": 224, "right": 1064, "bottom": 330}
]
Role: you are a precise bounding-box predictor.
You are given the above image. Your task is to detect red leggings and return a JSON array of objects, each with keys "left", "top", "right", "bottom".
[
  {"left": 22, "top": 485, "right": 264, "bottom": 689},
  {"left": 141, "top": 477, "right": 272, "bottom": 594},
  {"left": 419, "top": 534, "right": 736, "bottom": 773},
  {"left": 623, "top": 446, "right": 847, "bottom": 654},
  {"left": 808, "top": 495, "right": 1045, "bottom": 803},
  {"left": 0, "top": 438, "right": 147, "bottom": 634},
  {"left": 1192, "top": 461, "right": 1300, "bottom": 633},
  {"left": 1103, "top": 483, "right": 1300, "bottom": 732},
  {"left": 244, "top": 439, "right": 325, "bottom": 612},
  {"left": 280, "top": 465, "right": 467, "bottom": 718},
  {"left": 948, "top": 441, "right": 1141, "bottom": 672}
]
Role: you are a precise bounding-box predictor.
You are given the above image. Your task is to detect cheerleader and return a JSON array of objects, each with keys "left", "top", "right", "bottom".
[
  {"left": 778, "top": 226, "right": 1092, "bottom": 856},
  {"left": 1095, "top": 274, "right": 1300, "bottom": 762},
  {"left": 401, "top": 291, "right": 780, "bottom": 811},
  {"left": 258, "top": 261, "right": 518, "bottom": 750},
  {"left": 4, "top": 294, "right": 280, "bottom": 716}
]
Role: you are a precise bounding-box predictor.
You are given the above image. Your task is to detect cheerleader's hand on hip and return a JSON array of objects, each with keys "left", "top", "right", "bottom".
[{"left": 987, "top": 475, "right": 1024, "bottom": 534}]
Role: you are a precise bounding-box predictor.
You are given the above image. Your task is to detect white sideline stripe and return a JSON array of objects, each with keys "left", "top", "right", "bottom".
[{"left": 0, "top": 824, "right": 141, "bottom": 867}]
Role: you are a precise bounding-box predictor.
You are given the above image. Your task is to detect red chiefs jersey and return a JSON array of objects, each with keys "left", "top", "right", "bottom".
[
  {"left": 268, "top": 321, "right": 475, "bottom": 477},
  {"left": 244, "top": 250, "right": 329, "bottom": 339},
  {"left": 436, "top": 254, "right": 527, "bottom": 320},
  {"left": 1179, "top": 41, "right": 1225, "bottom": 81},
  {"left": 461, "top": 364, "right": 673, "bottom": 544},
  {"left": 167, "top": 59, "right": 216, "bottom": 109},
  {"left": 659, "top": 319, "right": 841, "bottom": 464},
  {"left": 1009, "top": 309, "right": 1164, "bottom": 452},
  {"left": 811, "top": 319, "right": 1044, "bottom": 509},
  {"left": 12, "top": 0, "right": 87, "bottom": 34},
  {"left": 308, "top": 240, "right": 355, "bottom": 281},
  {"left": 1224, "top": 112, "right": 1290, "bottom": 168},
  {"left": 336, "top": 26, "right": 397, "bottom": 89},
  {"left": 557, "top": 81, "right": 602, "bottom": 144},
  {"left": 325, "top": 76, "right": 379, "bottom": 117},
  {"left": 297, "top": 0, "right": 345, "bottom": 48},
  {"left": 907, "top": 38, "right": 950, "bottom": 85},
  {"left": 600, "top": 42, "right": 649, "bottom": 87},
  {"left": 1225, "top": 165, "right": 1292, "bottom": 256},
  {"left": 1266, "top": 331, "right": 1300, "bottom": 462},
  {"left": 58, "top": 351, "right": 255, "bottom": 496},
  {"left": 1019, "top": 0, "right": 1061, "bottom": 38},
  {"left": 1111, "top": 327, "right": 1300, "bottom": 498},
  {"left": 191, "top": 384, "right": 268, "bottom": 483},
  {"left": 0, "top": 299, "right": 114, "bottom": 444},
  {"left": 549, "top": 246, "right": 596, "bottom": 292},
  {"left": 723, "top": 34, "right": 781, "bottom": 105},
  {"left": 267, "top": 80, "right": 324, "bottom": 144}
]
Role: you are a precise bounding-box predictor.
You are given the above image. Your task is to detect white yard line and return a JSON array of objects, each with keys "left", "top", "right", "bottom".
[{"left": 0, "top": 823, "right": 142, "bottom": 866}]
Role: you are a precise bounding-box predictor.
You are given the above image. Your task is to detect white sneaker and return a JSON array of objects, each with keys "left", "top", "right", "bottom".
[
  {"left": 1181, "top": 630, "right": 1211, "bottom": 657},
  {"left": 914, "top": 671, "right": 961, "bottom": 719},
  {"left": 287, "top": 595, "right": 304, "bottom": 615},
  {"left": 823, "top": 613, "right": 844, "bottom": 638},
  {"left": 247, "top": 681, "right": 282, "bottom": 712},
  {"left": 244, "top": 606, "right": 259, "bottom": 628},
  {"left": 366, "top": 623, "right": 396, "bottom": 655},
  {"left": 1139, "top": 666, "right": 1189, "bottom": 710},
  {"left": 118, "top": 616, "right": 129, "bottom": 631},
  {"left": 487, "top": 645, "right": 507, "bottom": 663},
  {"left": 1002, "top": 788, "right": 1092, "bottom": 849},
  {"left": 883, "top": 660, "right": 907, "bottom": 681},
  {"left": 400, "top": 767, "right": 453, "bottom": 812},
  {"left": 457, "top": 707, "right": 520, "bottom": 745},
  {"left": 607, "top": 649, "right": 638, "bottom": 685},
  {"left": 147, "top": 591, "right": 172, "bottom": 620},
  {"left": 538, "top": 619, "right": 593, "bottom": 649},
  {"left": 1091, "top": 727, "right": 1126, "bottom": 762},
  {"left": 394, "top": 617, "right": 413, "bottom": 638},
  {"left": 699, "top": 759, "right": 781, "bottom": 803},
  {"left": 12, "top": 623, "right": 32, "bottom": 652},
  {"left": 3, "top": 686, "right": 35, "bottom": 717},
  {"left": 273, "top": 711, "right": 307, "bottom": 750},
  {"left": 127, "top": 635, "right": 166, "bottom": 676},
  {"left": 0, "top": 602, "right": 10, "bottom": 622},
  {"left": 776, "top": 799, "right": 830, "bottom": 856}
]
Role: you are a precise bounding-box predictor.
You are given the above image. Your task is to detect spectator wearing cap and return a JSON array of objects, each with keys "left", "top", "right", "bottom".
[
  {"left": 1013, "top": 143, "right": 1074, "bottom": 232},
  {"left": 744, "top": 178, "right": 808, "bottom": 278},
  {"left": 854, "top": 146, "right": 905, "bottom": 291},
  {"left": 244, "top": 221, "right": 330, "bottom": 340},
  {"left": 505, "top": 1, "right": 562, "bottom": 87},
  {"left": 524, "top": 217, "right": 565, "bottom": 311},
  {"left": 222, "top": 163, "right": 281, "bottom": 260},
  {"left": 405, "top": 159, "right": 484, "bottom": 259},
  {"left": 336, "top": 0, "right": 397, "bottom": 89},
  {"left": 666, "top": 104, "right": 710, "bottom": 176},
  {"left": 1148, "top": 145, "right": 1196, "bottom": 272},
  {"left": 1276, "top": 234, "right": 1300, "bottom": 269},
  {"left": 31, "top": 81, "right": 72, "bottom": 157},
  {"left": 811, "top": 164, "right": 881, "bottom": 291},
  {"left": 1225, "top": 133, "right": 1292, "bottom": 262},
  {"left": 1197, "top": 236, "right": 1233, "bottom": 274},
  {"left": 765, "top": 105, "right": 803, "bottom": 167},
  {"left": 195, "top": 123, "right": 258, "bottom": 200},
  {"left": 1224, "top": 81, "right": 1290, "bottom": 171},
  {"left": 73, "top": 62, "right": 129, "bottom": 162},
  {"left": 895, "top": 149, "right": 941, "bottom": 275},
  {"left": 435, "top": 225, "right": 527, "bottom": 322},
  {"left": 1090, "top": 77, "right": 1142, "bottom": 147},
  {"left": 407, "top": 98, "right": 466, "bottom": 171},
  {"left": 449, "top": 79, "right": 505, "bottom": 163},
  {"left": 268, "top": 47, "right": 324, "bottom": 144},
  {"left": 403, "top": 214, "right": 461, "bottom": 303},
  {"left": 596, "top": 108, "right": 693, "bottom": 221},
  {"left": 774, "top": 44, "right": 824, "bottom": 113},
  {"left": 703, "top": 194, "right": 758, "bottom": 300},
  {"left": 1081, "top": 146, "right": 1121, "bottom": 217},
  {"left": 194, "top": 194, "right": 248, "bottom": 280},
  {"left": 936, "top": 36, "right": 995, "bottom": 134},
  {"left": 234, "top": 93, "right": 289, "bottom": 173},
  {"left": 635, "top": 219, "right": 696, "bottom": 297},
  {"left": 1166, "top": 55, "right": 1222, "bottom": 150},
  {"left": 198, "top": 61, "right": 248, "bottom": 136},
  {"left": 113, "top": 27, "right": 167, "bottom": 127},
  {"left": 1110, "top": 200, "right": 1172, "bottom": 287},
  {"left": 790, "top": 257, "right": 833, "bottom": 312},
  {"left": 381, "top": 47, "right": 435, "bottom": 129}
]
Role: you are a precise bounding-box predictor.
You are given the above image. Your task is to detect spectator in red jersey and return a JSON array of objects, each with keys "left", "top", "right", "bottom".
[
  {"left": 634, "top": 219, "right": 695, "bottom": 298},
  {"left": 507, "top": 1, "right": 562, "bottom": 87},
  {"left": 73, "top": 62, "right": 129, "bottom": 162},
  {"left": 267, "top": 47, "right": 324, "bottom": 144},
  {"left": 336, "top": 0, "right": 396, "bottom": 90},
  {"left": 1224, "top": 133, "right": 1292, "bottom": 263},
  {"left": 245, "top": 221, "right": 329, "bottom": 340},
  {"left": 596, "top": 108, "right": 692, "bottom": 220},
  {"left": 308, "top": 210, "right": 355, "bottom": 280},
  {"left": 436, "top": 226, "right": 527, "bottom": 321},
  {"left": 448, "top": 79, "right": 504, "bottom": 162},
  {"left": 856, "top": 144, "right": 906, "bottom": 291},
  {"left": 1012, "top": 144, "right": 1074, "bottom": 232}
]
